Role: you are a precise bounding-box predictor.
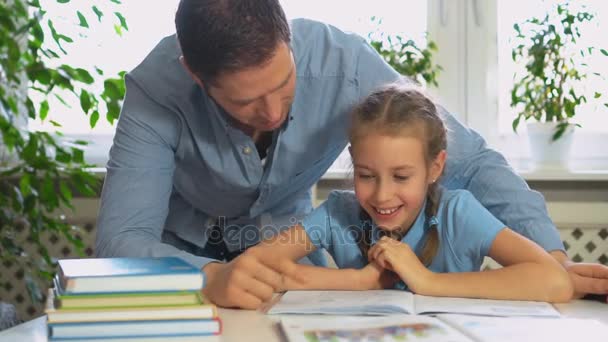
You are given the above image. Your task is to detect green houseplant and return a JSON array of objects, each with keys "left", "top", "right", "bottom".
[
  {"left": 0, "top": 0, "right": 126, "bottom": 316},
  {"left": 368, "top": 18, "right": 442, "bottom": 87},
  {"left": 510, "top": 3, "right": 607, "bottom": 145}
]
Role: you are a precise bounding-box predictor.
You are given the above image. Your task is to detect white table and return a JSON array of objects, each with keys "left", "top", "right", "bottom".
[{"left": 1, "top": 299, "right": 606, "bottom": 341}]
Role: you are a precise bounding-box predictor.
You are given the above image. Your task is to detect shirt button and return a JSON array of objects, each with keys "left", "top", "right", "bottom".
[{"left": 242, "top": 146, "right": 252, "bottom": 155}]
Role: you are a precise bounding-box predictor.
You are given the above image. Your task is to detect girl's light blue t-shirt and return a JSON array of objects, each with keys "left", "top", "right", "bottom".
[{"left": 302, "top": 189, "right": 506, "bottom": 275}]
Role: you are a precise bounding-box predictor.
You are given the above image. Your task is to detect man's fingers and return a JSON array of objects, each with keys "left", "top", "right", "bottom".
[
  {"left": 232, "top": 288, "right": 264, "bottom": 310},
  {"left": 572, "top": 274, "right": 608, "bottom": 295},
  {"left": 569, "top": 263, "right": 608, "bottom": 279},
  {"left": 567, "top": 263, "right": 608, "bottom": 296},
  {"left": 252, "top": 261, "right": 286, "bottom": 291},
  {"left": 238, "top": 273, "right": 275, "bottom": 302}
]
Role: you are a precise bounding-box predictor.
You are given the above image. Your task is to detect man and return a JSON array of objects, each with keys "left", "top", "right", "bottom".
[{"left": 96, "top": 0, "right": 608, "bottom": 309}]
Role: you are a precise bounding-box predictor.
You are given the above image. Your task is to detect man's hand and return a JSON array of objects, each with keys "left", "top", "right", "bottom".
[
  {"left": 201, "top": 250, "right": 284, "bottom": 310},
  {"left": 551, "top": 251, "right": 608, "bottom": 300}
]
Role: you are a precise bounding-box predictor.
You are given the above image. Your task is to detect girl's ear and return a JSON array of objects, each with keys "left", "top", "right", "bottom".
[{"left": 429, "top": 150, "right": 447, "bottom": 184}]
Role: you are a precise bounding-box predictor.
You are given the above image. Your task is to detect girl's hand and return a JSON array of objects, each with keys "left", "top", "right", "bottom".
[
  {"left": 358, "top": 261, "right": 400, "bottom": 290},
  {"left": 367, "top": 236, "right": 433, "bottom": 292}
]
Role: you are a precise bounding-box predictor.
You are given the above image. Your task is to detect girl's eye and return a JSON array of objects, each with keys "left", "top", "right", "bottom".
[
  {"left": 394, "top": 175, "right": 409, "bottom": 181},
  {"left": 357, "top": 174, "right": 374, "bottom": 180}
]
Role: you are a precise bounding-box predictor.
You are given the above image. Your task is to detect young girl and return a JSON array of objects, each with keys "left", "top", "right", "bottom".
[{"left": 251, "top": 84, "right": 572, "bottom": 302}]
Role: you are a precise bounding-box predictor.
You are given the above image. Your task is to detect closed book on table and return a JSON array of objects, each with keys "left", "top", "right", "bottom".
[
  {"left": 57, "top": 257, "right": 204, "bottom": 294},
  {"left": 48, "top": 319, "right": 222, "bottom": 339},
  {"left": 46, "top": 289, "right": 217, "bottom": 323},
  {"left": 49, "top": 336, "right": 214, "bottom": 342},
  {"left": 53, "top": 286, "right": 204, "bottom": 309}
]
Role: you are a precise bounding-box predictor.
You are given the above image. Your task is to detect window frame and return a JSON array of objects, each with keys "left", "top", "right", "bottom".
[{"left": 429, "top": 0, "right": 608, "bottom": 179}]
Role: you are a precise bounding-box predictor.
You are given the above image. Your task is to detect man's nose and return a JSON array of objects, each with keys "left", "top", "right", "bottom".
[{"left": 261, "top": 95, "right": 282, "bottom": 122}]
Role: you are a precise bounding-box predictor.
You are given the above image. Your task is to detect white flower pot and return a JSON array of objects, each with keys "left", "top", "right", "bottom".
[{"left": 526, "top": 122, "right": 575, "bottom": 168}]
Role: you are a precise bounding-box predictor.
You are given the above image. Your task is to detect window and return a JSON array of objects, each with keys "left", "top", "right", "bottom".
[
  {"left": 280, "top": 0, "right": 430, "bottom": 177},
  {"left": 464, "top": 0, "right": 608, "bottom": 167},
  {"left": 28, "top": 0, "right": 181, "bottom": 165},
  {"left": 281, "top": 0, "right": 427, "bottom": 42},
  {"left": 29, "top": 0, "right": 607, "bottom": 174}
]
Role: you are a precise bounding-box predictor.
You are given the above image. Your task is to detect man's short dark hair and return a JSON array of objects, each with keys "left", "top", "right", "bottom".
[{"left": 175, "top": 0, "right": 291, "bottom": 85}]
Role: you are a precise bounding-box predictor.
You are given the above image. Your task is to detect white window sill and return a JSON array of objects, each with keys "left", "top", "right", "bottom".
[
  {"left": 321, "top": 148, "right": 608, "bottom": 182},
  {"left": 51, "top": 134, "right": 608, "bottom": 182}
]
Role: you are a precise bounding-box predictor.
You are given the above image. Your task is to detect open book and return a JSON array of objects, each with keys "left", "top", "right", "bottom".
[
  {"left": 280, "top": 314, "right": 608, "bottom": 342},
  {"left": 267, "top": 290, "right": 560, "bottom": 317}
]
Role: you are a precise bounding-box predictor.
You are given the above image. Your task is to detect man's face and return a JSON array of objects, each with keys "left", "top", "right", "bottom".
[{"left": 205, "top": 42, "right": 296, "bottom": 133}]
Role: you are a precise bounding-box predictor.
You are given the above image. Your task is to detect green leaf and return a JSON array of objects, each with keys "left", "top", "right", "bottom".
[
  {"left": 89, "top": 110, "right": 100, "bottom": 128},
  {"left": 601, "top": 49, "right": 608, "bottom": 56},
  {"left": 19, "top": 174, "right": 31, "bottom": 197},
  {"left": 49, "top": 120, "right": 62, "bottom": 127},
  {"left": 595, "top": 92, "right": 602, "bottom": 99},
  {"left": 114, "top": 12, "right": 128, "bottom": 31},
  {"left": 55, "top": 149, "right": 71, "bottom": 163},
  {"left": 39, "top": 100, "right": 49, "bottom": 120},
  {"left": 58, "top": 34, "right": 74, "bottom": 43},
  {"left": 54, "top": 94, "right": 71, "bottom": 107},
  {"left": 92, "top": 6, "right": 103, "bottom": 22},
  {"left": 80, "top": 90, "right": 92, "bottom": 113},
  {"left": 47, "top": 20, "right": 68, "bottom": 54},
  {"left": 110, "top": 0, "right": 122, "bottom": 3},
  {"left": 41, "top": 175, "right": 58, "bottom": 209},
  {"left": 512, "top": 116, "right": 521, "bottom": 132},
  {"left": 26, "top": 98, "right": 36, "bottom": 119},
  {"left": 77, "top": 11, "right": 89, "bottom": 28},
  {"left": 75, "top": 68, "right": 94, "bottom": 84},
  {"left": 56, "top": 0, "right": 71, "bottom": 3},
  {"left": 72, "top": 148, "right": 84, "bottom": 164},
  {"left": 59, "top": 181, "right": 72, "bottom": 202},
  {"left": 106, "top": 101, "right": 121, "bottom": 123},
  {"left": 103, "top": 79, "right": 122, "bottom": 99},
  {"left": 113, "top": 24, "right": 123, "bottom": 36}
]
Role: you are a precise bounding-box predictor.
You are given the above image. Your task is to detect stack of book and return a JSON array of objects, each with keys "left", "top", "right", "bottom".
[{"left": 46, "top": 257, "right": 221, "bottom": 341}]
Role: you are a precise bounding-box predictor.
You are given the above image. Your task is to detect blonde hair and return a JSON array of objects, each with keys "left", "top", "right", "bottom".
[{"left": 351, "top": 83, "right": 447, "bottom": 266}]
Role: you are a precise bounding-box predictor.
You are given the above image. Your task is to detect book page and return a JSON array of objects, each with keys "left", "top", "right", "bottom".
[
  {"left": 281, "top": 315, "right": 473, "bottom": 342},
  {"left": 267, "top": 290, "right": 414, "bottom": 315},
  {"left": 437, "top": 314, "right": 608, "bottom": 342},
  {"left": 414, "top": 295, "right": 560, "bottom": 317}
]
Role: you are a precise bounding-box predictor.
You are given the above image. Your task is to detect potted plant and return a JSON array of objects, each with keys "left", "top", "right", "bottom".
[
  {"left": 368, "top": 17, "right": 442, "bottom": 87},
  {"left": 510, "top": 3, "right": 608, "bottom": 167},
  {"left": 0, "top": 0, "right": 126, "bottom": 319}
]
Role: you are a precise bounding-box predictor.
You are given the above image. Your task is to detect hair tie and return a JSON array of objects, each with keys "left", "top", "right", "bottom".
[{"left": 428, "top": 216, "right": 439, "bottom": 228}]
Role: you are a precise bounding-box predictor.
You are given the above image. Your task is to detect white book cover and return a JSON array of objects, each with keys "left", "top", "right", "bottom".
[{"left": 268, "top": 290, "right": 560, "bottom": 318}]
